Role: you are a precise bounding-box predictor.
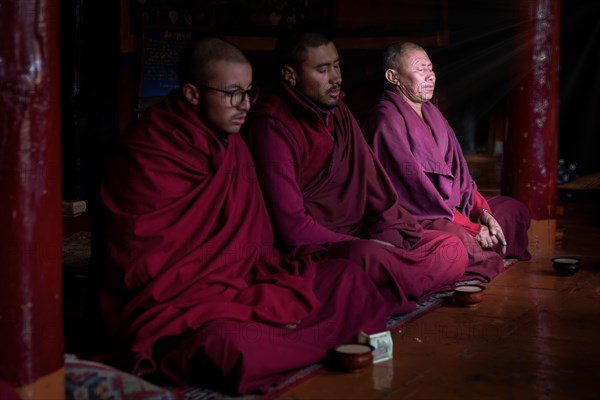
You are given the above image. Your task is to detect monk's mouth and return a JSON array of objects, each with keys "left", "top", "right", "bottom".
[{"left": 232, "top": 115, "right": 246, "bottom": 125}]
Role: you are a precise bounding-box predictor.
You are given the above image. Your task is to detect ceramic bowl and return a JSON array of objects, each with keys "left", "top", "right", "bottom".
[
  {"left": 453, "top": 285, "right": 486, "bottom": 306},
  {"left": 552, "top": 257, "right": 580, "bottom": 276},
  {"left": 330, "top": 343, "right": 374, "bottom": 372}
]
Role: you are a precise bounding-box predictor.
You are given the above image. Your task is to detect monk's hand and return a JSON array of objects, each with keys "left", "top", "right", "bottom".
[
  {"left": 478, "top": 211, "right": 507, "bottom": 254},
  {"left": 475, "top": 225, "right": 494, "bottom": 249}
]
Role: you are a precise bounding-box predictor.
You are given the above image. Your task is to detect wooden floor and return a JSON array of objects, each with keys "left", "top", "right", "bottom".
[{"left": 280, "top": 210, "right": 600, "bottom": 399}]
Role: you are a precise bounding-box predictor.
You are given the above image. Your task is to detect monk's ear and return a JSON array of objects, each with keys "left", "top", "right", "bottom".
[
  {"left": 182, "top": 83, "right": 200, "bottom": 105},
  {"left": 385, "top": 69, "right": 399, "bottom": 86},
  {"left": 282, "top": 66, "right": 297, "bottom": 86}
]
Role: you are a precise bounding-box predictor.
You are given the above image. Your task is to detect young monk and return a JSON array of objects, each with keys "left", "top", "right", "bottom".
[
  {"left": 98, "top": 36, "right": 387, "bottom": 395},
  {"left": 362, "top": 41, "right": 531, "bottom": 281},
  {"left": 244, "top": 31, "right": 469, "bottom": 317}
]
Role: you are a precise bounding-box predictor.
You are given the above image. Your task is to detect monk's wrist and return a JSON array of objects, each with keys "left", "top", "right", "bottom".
[{"left": 477, "top": 209, "right": 490, "bottom": 224}]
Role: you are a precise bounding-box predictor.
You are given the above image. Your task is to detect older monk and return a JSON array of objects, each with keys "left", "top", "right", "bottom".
[
  {"left": 362, "top": 41, "right": 531, "bottom": 282},
  {"left": 245, "top": 32, "right": 469, "bottom": 317}
]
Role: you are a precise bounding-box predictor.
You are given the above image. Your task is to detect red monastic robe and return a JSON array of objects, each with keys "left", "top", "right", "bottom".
[
  {"left": 363, "top": 89, "right": 531, "bottom": 280},
  {"left": 99, "top": 91, "right": 387, "bottom": 394},
  {"left": 245, "top": 83, "right": 469, "bottom": 316}
]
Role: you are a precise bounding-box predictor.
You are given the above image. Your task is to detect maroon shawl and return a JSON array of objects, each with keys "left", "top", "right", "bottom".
[
  {"left": 246, "top": 83, "right": 422, "bottom": 249},
  {"left": 100, "top": 91, "right": 320, "bottom": 374},
  {"left": 363, "top": 89, "right": 479, "bottom": 222}
]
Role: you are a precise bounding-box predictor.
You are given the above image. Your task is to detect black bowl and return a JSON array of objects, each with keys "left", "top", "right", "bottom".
[{"left": 552, "top": 257, "right": 580, "bottom": 276}]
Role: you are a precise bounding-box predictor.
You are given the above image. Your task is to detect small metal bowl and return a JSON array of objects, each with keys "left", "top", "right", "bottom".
[
  {"left": 330, "top": 343, "right": 374, "bottom": 372},
  {"left": 453, "top": 285, "right": 486, "bottom": 307},
  {"left": 552, "top": 257, "right": 580, "bottom": 276}
]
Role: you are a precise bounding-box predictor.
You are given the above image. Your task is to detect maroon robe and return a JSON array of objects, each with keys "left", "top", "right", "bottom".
[
  {"left": 99, "top": 91, "right": 387, "bottom": 394},
  {"left": 362, "top": 89, "right": 531, "bottom": 281},
  {"left": 245, "top": 83, "right": 469, "bottom": 316}
]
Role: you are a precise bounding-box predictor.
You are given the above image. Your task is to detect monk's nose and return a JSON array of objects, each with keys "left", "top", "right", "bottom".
[{"left": 330, "top": 70, "right": 341, "bottom": 85}]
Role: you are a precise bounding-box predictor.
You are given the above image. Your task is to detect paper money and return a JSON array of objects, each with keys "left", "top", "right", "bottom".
[{"left": 358, "top": 330, "right": 393, "bottom": 363}]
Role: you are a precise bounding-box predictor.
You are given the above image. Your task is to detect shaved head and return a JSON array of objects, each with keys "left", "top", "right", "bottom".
[{"left": 177, "top": 36, "right": 250, "bottom": 86}]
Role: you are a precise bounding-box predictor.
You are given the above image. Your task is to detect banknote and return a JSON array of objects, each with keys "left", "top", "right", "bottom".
[{"left": 358, "top": 330, "right": 393, "bottom": 363}]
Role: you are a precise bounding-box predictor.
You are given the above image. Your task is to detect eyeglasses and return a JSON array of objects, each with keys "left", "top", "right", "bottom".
[{"left": 194, "top": 83, "right": 259, "bottom": 107}]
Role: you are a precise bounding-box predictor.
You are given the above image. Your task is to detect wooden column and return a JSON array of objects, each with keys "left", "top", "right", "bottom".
[
  {"left": 504, "top": 0, "right": 561, "bottom": 257},
  {"left": 0, "top": 1, "right": 64, "bottom": 399}
]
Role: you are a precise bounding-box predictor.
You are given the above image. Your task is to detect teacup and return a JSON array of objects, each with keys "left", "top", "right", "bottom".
[
  {"left": 453, "top": 285, "right": 486, "bottom": 306},
  {"left": 330, "top": 343, "right": 374, "bottom": 372}
]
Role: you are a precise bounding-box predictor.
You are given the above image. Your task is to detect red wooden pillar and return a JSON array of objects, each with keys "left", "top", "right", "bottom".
[
  {"left": 504, "top": 0, "right": 561, "bottom": 256},
  {"left": 0, "top": 1, "right": 64, "bottom": 399}
]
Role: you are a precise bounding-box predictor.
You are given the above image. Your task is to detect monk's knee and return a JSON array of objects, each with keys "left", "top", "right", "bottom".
[
  {"left": 514, "top": 199, "right": 531, "bottom": 225},
  {"left": 493, "top": 196, "right": 531, "bottom": 225},
  {"left": 437, "top": 233, "right": 468, "bottom": 272}
]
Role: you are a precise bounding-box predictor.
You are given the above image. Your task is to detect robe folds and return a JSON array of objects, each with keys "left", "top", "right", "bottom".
[
  {"left": 363, "top": 89, "right": 531, "bottom": 282},
  {"left": 99, "top": 90, "right": 387, "bottom": 395},
  {"left": 245, "top": 83, "right": 469, "bottom": 316}
]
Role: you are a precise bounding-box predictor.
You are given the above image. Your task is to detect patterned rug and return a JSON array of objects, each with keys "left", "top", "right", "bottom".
[{"left": 65, "top": 355, "right": 184, "bottom": 400}]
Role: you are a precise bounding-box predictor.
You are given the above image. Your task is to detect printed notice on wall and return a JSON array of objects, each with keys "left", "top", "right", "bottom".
[{"left": 138, "top": 27, "right": 207, "bottom": 108}]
